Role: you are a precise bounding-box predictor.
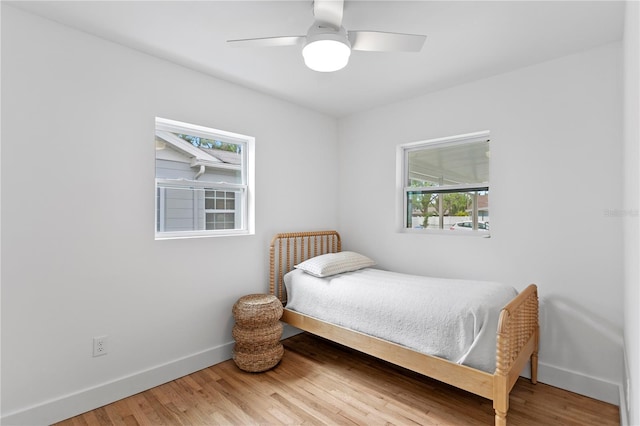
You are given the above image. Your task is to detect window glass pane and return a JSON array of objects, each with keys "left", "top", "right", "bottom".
[
  {"left": 407, "top": 189, "right": 489, "bottom": 231},
  {"left": 407, "top": 140, "right": 489, "bottom": 187},
  {"left": 158, "top": 186, "right": 243, "bottom": 232},
  {"left": 159, "top": 187, "right": 201, "bottom": 232},
  {"left": 205, "top": 211, "right": 236, "bottom": 230},
  {"left": 205, "top": 210, "right": 238, "bottom": 230}
]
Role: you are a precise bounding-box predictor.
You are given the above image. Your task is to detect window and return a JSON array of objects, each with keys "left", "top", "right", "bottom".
[
  {"left": 155, "top": 117, "right": 255, "bottom": 239},
  {"left": 397, "top": 131, "right": 490, "bottom": 235}
]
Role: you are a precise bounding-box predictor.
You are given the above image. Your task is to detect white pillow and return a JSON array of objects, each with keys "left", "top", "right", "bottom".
[{"left": 294, "top": 251, "right": 376, "bottom": 278}]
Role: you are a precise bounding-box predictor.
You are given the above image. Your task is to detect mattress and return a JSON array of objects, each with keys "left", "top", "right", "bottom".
[{"left": 284, "top": 267, "right": 518, "bottom": 373}]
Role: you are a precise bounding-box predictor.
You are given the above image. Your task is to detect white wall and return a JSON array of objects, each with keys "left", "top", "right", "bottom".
[
  {"left": 338, "top": 42, "right": 624, "bottom": 404},
  {"left": 623, "top": 1, "right": 640, "bottom": 424},
  {"left": 1, "top": 5, "right": 338, "bottom": 424}
]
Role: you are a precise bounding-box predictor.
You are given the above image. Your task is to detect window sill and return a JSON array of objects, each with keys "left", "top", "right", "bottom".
[
  {"left": 399, "top": 228, "right": 491, "bottom": 238},
  {"left": 155, "top": 229, "right": 254, "bottom": 240}
]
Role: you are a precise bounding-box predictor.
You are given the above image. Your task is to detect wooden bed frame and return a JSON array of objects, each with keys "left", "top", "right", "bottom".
[{"left": 269, "top": 230, "right": 539, "bottom": 426}]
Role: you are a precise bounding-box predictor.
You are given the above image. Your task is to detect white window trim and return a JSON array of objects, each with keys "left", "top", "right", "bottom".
[
  {"left": 155, "top": 117, "right": 255, "bottom": 240},
  {"left": 396, "top": 130, "right": 490, "bottom": 235}
]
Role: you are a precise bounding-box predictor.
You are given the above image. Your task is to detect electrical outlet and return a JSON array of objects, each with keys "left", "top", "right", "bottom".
[{"left": 93, "top": 336, "right": 108, "bottom": 357}]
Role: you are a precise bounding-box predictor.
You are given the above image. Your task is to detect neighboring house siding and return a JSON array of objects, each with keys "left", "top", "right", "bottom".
[
  {"left": 161, "top": 188, "right": 203, "bottom": 232},
  {"left": 156, "top": 159, "right": 199, "bottom": 231},
  {"left": 156, "top": 158, "right": 197, "bottom": 180}
]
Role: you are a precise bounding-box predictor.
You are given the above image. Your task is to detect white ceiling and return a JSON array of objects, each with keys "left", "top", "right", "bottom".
[{"left": 10, "top": 0, "right": 625, "bottom": 117}]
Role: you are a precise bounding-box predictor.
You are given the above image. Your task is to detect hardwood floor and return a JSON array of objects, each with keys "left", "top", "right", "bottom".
[{"left": 55, "top": 333, "right": 619, "bottom": 426}]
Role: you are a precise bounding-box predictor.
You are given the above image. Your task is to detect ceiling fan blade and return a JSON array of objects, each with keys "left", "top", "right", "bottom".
[
  {"left": 348, "top": 31, "right": 426, "bottom": 52},
  {"left": 227, "top": 36, "right": 305, "bottom": 48},
  {"left": 313, "top": 0, "right": 344, "bottom": 29}
]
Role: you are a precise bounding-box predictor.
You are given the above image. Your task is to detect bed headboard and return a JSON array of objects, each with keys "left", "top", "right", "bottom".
[{"left": 269, "top": 230, "right": 341, "bottom": 305}]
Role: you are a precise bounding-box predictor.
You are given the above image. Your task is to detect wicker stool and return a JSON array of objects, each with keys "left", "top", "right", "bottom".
[{"left": 232, "top": 294, "right": 284, "bottom": 372}]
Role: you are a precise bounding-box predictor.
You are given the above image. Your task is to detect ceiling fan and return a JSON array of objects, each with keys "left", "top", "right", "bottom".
[{"left": 227, "top": 0, "right": 427, "bottom": 72}]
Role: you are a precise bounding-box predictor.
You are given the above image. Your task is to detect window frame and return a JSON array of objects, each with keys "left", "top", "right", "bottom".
[
  {"left": 396, "top": 130, "right": 490, "bottom": 236},
  {"left": 155, "top": 117, "right": 255, "bottom": 240}
]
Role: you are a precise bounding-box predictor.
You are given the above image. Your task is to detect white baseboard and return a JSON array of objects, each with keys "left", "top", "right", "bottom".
[
  {"left": 1, "top": 341, "right": 235, "bottom": 426},
  {"left": 2, "top": 333, "right": 623, "bottom": 426},
  {"left": 537, "top": 361, "right": 621, "bottom": 406},
  {"left": 282, "top": 324, "right": 303, "bottom": 339}
]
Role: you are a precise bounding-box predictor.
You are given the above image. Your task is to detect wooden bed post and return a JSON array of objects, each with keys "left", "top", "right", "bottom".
[
  {"left": 494, "top": 346, "right": 509, "bottom": 426},
  {"left": 493, "top": 330, "right": 510, "bottom": 426},
  {"left": 494, "top": 284, "right": 539, "bottom": 426},
  {"left": 531, "top": 325, "right": 539, "bottom": 384}
]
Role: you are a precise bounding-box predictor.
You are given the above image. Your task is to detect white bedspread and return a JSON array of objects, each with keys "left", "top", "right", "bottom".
[{"left": 284, "top": 268, "right": 518, "bottom": 373}]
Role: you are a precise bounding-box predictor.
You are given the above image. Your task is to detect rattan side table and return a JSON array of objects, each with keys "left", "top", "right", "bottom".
[{"left": 232, "top": 294, "right": 284, "bottom": 372}]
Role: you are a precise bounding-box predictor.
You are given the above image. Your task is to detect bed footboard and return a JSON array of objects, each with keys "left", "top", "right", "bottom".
[{"left": 493, "top": 284, "right": 539, "bottom": 426}]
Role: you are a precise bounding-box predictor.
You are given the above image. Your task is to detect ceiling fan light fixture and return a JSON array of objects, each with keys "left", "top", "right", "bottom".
[
  {"left": 302, "top": 26, "right": 351, "bottom": 72},
  {"left": 303, "top": 39, "right": 350, "bottom": 72}
]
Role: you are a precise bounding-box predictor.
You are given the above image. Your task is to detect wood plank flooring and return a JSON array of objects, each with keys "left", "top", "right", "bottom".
[{"left": 55, "top": 333, "right": 619, "bottom": 426}]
